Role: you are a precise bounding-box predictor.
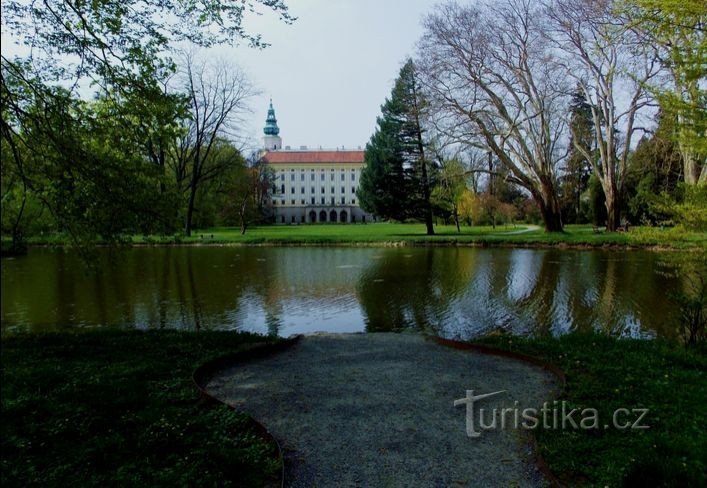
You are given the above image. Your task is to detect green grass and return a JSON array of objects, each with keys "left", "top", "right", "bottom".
[
  {"left": 1, "top": 330, "right": 282, "bottom": 487},
  {"left": 475, "top": 333, "right": 707, "bottom": 487},
  {"left": 20, "top": 222, "right": 707, "bottom": 249}
]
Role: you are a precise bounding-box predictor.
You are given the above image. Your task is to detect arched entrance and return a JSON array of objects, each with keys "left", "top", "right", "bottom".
[
  {"left": 309, "top": 210, "right": 317, "bottom": 223},
  {"left": 330, "top": 210, "right": 338, "bottom": 222},
  {"left": 319, "top": 210, "right": 327, "bottom": 222},
  {"left": 340, "top": 210, "right": 348, "bottom": 223}
]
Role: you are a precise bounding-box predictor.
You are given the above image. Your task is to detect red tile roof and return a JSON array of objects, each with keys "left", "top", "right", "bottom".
[{"left": 262, "top": 150, "right": 364, "bottom": 164}]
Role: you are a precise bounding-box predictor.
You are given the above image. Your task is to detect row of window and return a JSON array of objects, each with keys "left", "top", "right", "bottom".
[
  {"left": 273, "top": 197, "right": 357, "bottom": 206},
  {"left": 279, "top": 185, "right": 357, "bottom": 195},
  {"left": 280, "top": 171, "right": 358, "bottom": 182}
]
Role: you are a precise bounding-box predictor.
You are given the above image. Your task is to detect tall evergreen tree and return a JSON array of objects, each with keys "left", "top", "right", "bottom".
[
  {"left": 561, "top": 87, "right": 595, "bottom": 224},
  {"left": 358, "top": 60, "right": 435, "bottom": 234}
]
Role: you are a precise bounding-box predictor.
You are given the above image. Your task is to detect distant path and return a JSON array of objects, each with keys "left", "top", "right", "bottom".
[
  {"left": 207, "top": 333, "right": 558, "bottom": 487},
  {"left": 499, "top": 224, "right": 541, "bottom": 235}
]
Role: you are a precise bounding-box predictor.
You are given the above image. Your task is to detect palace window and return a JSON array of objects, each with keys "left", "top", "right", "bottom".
[
  {"left": 321, "top": 186, "right": 325, "bottom": 193},
  {"left": 341, "top": 196, "right": 345, "bottom": 204},
  {"left": 331, "top": 197, "right": 335, "bottom": 204},
  {"left": 321, "top": 173, "right": 325, "bottom": 181},
  {"left": 301, "top": 199, "right": 305, "bottom": 204},
  {"left": 280, "top": 174, "right": 285, "bottom": 181},
  {"left": 352, "top": 172, "right": 356, "bottom": 181},
  {"left": 311, "top": 186, "right": 315, "bottom": 194},
  {"left": 291, "top": 199, "right": 295, "bottom": 205},
  {"left": 291, "top": 187, "right": 295, "bottom": 194},
  {"left": 352, "top": 199, "right": 356, "bottom": 204},
  {"left": 331, "top": 186, "right": 335, "bottom": 194},
  {"left": 280, "top": 184, "right": 285, "bottom": 194},
  {"left": 311, "top": 197, "right": 315, "bottom": 204},
  {"left": 341, "top": 187, "right": 345, "bottom": 193},
  {"left": 351, "top": 186, "right": 356, "bottom": 194},
  {"left": 290, "top": 173, "right": 295, "bottom": 181},
  {"left": 321, "top": 197, "right": 325, "bottom": 204},
  {"left": 301, "top": 187, "right": 305, "bottom": 194},
  {"left": 301, "top": 173, "right": 305, "bottom": 181},
  {"left": 311, "top": 173, "right": 315, "bottom": 181},
  {"left": 341, "top": 173, "right": 345, "bottom": 181}
]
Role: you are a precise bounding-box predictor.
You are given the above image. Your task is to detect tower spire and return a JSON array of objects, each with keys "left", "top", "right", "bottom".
[
  {"left": 264, "top": 99, "right": 280, "bottom": 136},
  {"left": 262, "top": 99, "right": 282, "bottom": 150}
]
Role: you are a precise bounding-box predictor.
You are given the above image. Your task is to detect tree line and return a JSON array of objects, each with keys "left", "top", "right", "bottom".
[
  {"left": 1, "top": 1, "right": 292, "bottom": 252},
  {"left": 358, "top": 0, "right": 705, "bottom": 234}
]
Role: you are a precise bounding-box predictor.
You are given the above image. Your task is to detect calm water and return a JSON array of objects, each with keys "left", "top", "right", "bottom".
[{"left": 0, "top": 246, "right": 686, "bottom": 339}]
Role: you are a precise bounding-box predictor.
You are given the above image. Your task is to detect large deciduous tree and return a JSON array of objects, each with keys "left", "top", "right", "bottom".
[
  {"left": 171, "top": 54, "right": 256, "bottom": 236},
  {"left": 358, "top": 60, "right": 436, "bottom": 234},
  {"left": 548, "top": 0, "right": 661, "bottom": 231},
  {"left": 419, "top": 0, "right": 567, "bottom": 232}
]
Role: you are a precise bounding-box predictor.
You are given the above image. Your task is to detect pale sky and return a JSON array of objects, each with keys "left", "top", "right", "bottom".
[{"left": 218, "top": 0, "right": 437, "bottom": 151}]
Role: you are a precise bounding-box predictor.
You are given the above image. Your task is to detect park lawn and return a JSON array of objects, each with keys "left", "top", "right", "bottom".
[
  {"left": 475, "top": 333, "right": 707, "bottom": 487},
  {"left": 179, "top": 222, "right": 527, "bottom": 243},
  {"left": 1, "top": 330, "right": 282, "bottom": 488},
  {"left": 16, "top": 223, "right": 706, "bottom": 249},
  {"left": 170, "top": 223, "right": 707, "bottom": 249}
]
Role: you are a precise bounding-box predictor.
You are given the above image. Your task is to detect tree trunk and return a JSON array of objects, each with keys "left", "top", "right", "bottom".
[
  {"left": 185, "top": 179, "right": 198, "bottom": 237},
  {"left": 423, "top": 190, "right": 435, "bottom": 235},
  {"left": 538, "top": 182, "right": 564, "bottom": 232},
  {"left": 603, "top": 180, "right": 620, "bottom": 232},
  {"left": 454, "top": 208, "right": 460, "bottom": 233}
]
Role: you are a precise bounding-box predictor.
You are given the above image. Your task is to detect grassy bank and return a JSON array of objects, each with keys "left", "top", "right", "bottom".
[
  {"left": 476, "top": 333, "right": 707, "bottom": 487},
  {"left": 1, "top": 330, "right": 282, "bottom": 487},
  {"left": 19, "top": 223, "right": 707, "bottom": 249}
]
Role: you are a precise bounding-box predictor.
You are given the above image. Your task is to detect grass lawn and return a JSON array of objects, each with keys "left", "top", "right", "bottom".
[
  {"left": 476, "top": 333, "right": 707, "bottom": 487},
  {"left": 14, "top": 223, "right": 707, "bottom": 249},
  {"left": 175, "top": 223, "right": 707, "bottom": 249},
  {"left": 0, "top": 330, "right": 282, "bottom": 487}
]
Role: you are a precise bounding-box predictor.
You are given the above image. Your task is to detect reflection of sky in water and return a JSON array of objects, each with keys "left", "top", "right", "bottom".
[{"left": 1, "top": 247, "right": 684, "bottom": 339}]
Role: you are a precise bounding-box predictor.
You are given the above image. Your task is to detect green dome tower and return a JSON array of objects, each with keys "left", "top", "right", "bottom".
[{"left": 262, "top": 99, "right": 282, "bottom": 150}]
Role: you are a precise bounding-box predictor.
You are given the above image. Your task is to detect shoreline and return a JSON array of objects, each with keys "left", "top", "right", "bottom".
[{"left": 15, "top": 239, "right": 701, "bottom": 252}]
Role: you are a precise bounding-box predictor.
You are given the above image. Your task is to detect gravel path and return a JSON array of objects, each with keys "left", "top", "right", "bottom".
[{"left": 207, "top": 333, "right": 558, "bottom": 487}]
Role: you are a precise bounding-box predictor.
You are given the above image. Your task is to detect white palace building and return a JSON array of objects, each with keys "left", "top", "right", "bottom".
[{"left": 260, "top": 101, "right": 373, "bottom": 224}]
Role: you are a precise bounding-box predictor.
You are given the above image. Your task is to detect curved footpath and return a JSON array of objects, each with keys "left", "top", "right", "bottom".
[{"left": 206, "top": 333, "right": 560, "bottom": 487}]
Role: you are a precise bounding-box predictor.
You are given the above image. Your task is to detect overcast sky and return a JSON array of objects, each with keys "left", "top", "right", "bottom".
[{"left": 219, "top": 0, "right": 437, "bottom": 151}]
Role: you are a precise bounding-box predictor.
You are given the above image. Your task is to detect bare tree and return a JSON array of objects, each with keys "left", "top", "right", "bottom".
[
  {"left": 547, "top": 0, "right": 661, "bottom": 231},
  {"left": 171, "top": 52, "right": 256, "bottom": 236},
  {"left": 418, "top": 0, "right": 567, "bottom": 232}
]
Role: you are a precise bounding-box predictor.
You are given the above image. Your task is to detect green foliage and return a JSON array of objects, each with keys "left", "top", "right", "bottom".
[
  {"left": 431, "top": 159, "right": 468, "bottom": 229},
  {"left": 1, "top": 0, "right": 292, "bottom": 245},
  {"left": 358, "top": 59, "right": 435, "bottom": 232},
  {"left": 620, "top": 0, "right": 707, "bottom": 184},
  {"left": 672, "top": 184, "right": 707, "bottom": 231},
  {"left": 1, "top": 330, "right": 282, "bottom": 487},
  {"left": 1, "top": 74, "right": 176, "bottom": 245},
  {"left": 477, "top": 332, "right": 707, "bottom": 487}
]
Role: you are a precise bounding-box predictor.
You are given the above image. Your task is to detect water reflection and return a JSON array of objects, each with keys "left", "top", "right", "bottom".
[{"left": 1, "top": 246, "right": 683, "bottom": 339}]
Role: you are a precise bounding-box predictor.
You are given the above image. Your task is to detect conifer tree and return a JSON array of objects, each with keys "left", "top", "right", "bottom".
[{"left": 358, "top": 60, "right": 435, "bottom": 234}]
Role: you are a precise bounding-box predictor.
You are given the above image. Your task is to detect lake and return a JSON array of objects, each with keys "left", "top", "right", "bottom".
[{"left": 0, "top": 246, "right": 686, "bottom": 339}]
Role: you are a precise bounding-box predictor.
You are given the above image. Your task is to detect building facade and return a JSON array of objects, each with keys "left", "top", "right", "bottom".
[{"left": 261, "top": 102, "right": 373, "bottom": 224}]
